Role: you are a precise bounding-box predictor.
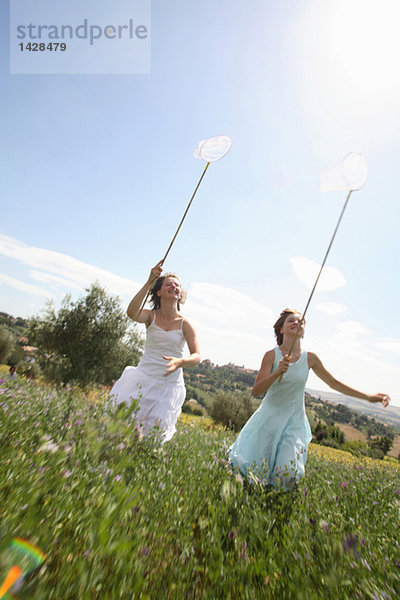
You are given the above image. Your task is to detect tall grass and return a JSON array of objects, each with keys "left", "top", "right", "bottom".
[{"left": 0, "top": 378, "right": 399, "bottom": 599}]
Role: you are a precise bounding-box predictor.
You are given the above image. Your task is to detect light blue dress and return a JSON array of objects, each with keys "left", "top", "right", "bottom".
[{"left": 229, "top": 347, "right": 312, "bottom": 490}]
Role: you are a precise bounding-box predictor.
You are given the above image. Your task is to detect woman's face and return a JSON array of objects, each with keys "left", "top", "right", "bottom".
[
  {"left": 281, "top": 313, "right": 304, "bottom": 337},
  {"left": 158, "top": 276, "right": 181, "bottom": 300}
]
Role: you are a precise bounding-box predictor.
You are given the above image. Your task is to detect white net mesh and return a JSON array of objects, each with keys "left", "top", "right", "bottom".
[
  {"left": 193, "top": 135, "right": 232, "bottom": 162},
  {"left": 320, "top": 153, "right": 368, "bottom": 193}
]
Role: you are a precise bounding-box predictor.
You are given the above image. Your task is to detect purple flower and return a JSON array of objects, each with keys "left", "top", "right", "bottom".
[
  {"left": 342, "top": 534, "right": 359, "bottom": 559},
  {"left": 340, "top": 481, "right": 348, "bottom": 491},
  {"left": 396, "top": 559, "right": 400, "bottom": 569},
  {"left": 320, "top": 521, "right": 329, "bottom": 533},
  {"left": 240, "top": 541, "right": 248, "bottom": 561},
  {"left": 142, "top": 547, "right": 149, "bottom": 556},
  {"left": 113, "top": 475, "right": 122, "bottom": 482}
]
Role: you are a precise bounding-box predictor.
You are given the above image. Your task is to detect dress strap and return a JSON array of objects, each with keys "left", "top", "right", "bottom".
[{"left": 180, "top": 318, "right": 184, "bottom": 331}]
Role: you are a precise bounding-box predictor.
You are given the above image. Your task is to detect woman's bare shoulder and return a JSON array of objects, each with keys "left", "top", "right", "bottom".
[{"left": 259, "top": 348, "right": 276, "bottom": 367}]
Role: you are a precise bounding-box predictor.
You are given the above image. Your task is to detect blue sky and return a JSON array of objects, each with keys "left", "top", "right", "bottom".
[{"left": 1, "top": 0, "right": 400, "bottom": 405}]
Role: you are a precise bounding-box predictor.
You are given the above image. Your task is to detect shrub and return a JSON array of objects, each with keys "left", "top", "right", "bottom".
[
  {"left": 0, "top": 326, "right": 15, "bottom": 364},
  {"left": 210, "top": 390, "right": 258, "bottom": 431},
  {"left": 28, "top": 284, "right": 144, "bottom": 387}
]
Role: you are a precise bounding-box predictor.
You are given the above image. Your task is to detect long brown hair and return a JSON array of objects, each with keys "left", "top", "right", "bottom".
[
  {"left": 149, "top": 273, "right": 186, "bottom": 311},
  {"left": 273, "top": 308, "right": 304, "bottom": 346}
]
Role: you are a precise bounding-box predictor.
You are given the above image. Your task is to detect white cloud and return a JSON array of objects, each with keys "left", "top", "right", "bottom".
[
  {"left": 336, "top": 320, "right": 370, "bottom": 337},
  {"left": 182, "top": 282, "right": 276, "bottom": 369},
  {"left": 305, "top": 320, "right": 399, "bottom": 402},
  {"left": 315, "top": 302, "right": 347, "bottom": 315},
  {"left": 0, "top": 234, "right": 140, "bottom": 298},
  {"left": 30, "top": 270, "right": 82, "bottom": 290},
  {"left": 290, "top": 256, "right": 346, "bottom": 292},
  {"left": 0, "top": 273, "right": 53, "bottom": 298},
  {"left": 374, "top": 338, "right": 400, "bottom": 355},
  {"left": 187, "top": 282, "right": 275, "bottom": 326},
  {"left": 1, "top": 234, "right": 400, "bottom": 404}
]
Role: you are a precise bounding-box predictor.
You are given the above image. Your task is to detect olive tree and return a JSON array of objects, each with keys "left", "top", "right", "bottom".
[
  {"left": 29, "top": 284, "right": 143, "bottom": 386},
  {"left": 0, "top": 326, "right": 15, "bottom": 364}
]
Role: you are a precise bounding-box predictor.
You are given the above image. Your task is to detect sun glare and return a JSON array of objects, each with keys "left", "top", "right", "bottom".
[
  {"left": 330, "top": 0, "right": 400, "bottom": 93},
  {"left": 296, "top": 0, "right": 400, "bottom": 127}
]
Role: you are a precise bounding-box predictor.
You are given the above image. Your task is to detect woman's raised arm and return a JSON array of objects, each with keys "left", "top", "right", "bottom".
[{"left": 127, "top": 261, "right": 163, "bottom": 325}]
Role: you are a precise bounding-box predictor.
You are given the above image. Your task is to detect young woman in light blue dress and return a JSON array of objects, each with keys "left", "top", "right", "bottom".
[
  {"left": 229, "top": 308, "right": 390, "bottom": 490},
  {"left": 109, "top": 261, "right": 200, "bottom": 442}
]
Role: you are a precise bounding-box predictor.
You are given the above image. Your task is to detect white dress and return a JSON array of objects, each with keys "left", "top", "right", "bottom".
[{"left": 109, "top": 313, "right": 186, "bottom": 442}]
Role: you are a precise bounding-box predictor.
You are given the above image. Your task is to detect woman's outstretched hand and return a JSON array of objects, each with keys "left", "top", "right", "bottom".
[
  {"left": 368, "top": 393, "right": 390, "bottom": 408},
  {"left": 162, "top": 355, "right": 183, "bottom": 376}
]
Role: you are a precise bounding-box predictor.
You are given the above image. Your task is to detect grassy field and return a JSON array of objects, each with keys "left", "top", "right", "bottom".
[{"left": 1, "top": 377, "right": 400, "bottom": 599}]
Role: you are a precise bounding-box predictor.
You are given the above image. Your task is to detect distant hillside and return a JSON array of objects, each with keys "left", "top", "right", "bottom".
[
  {"left": 185, "top": 360, "right": 400, "bottom": 437},
  {"left": 306, "top": 389, "right": 400, "bottom": 433},
  {"left": 184, "top": 359, "right": 257, "bottom": 407},
  {"left": 0, "top": 312, "right": 29, "bottom": 338}
]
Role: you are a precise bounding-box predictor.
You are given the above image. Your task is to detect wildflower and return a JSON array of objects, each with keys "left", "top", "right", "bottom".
[
  {"left": 83, "top": 550, "right": 90, "bottom": 558},
  {"left": 62, "top": 469, "right": 72, "bottom": 478},
  {"left": 113, "top": 475, "right": 122, "bottom": 482},
  {"left": 396, "top": 559, "right": 400, "bottom": 569},
  {"left": 117, "top": 443, "right": 126, "bottom": 450},
  {"left": 240, "top": 541, "right": 248, "bottom": 561},
  {"left": 340, "top": 481, "right": 348, "bottom": 491},
  {"left": 342, "top": 534, "right": 359, "bottom": 559},
  {"left": 142, "top": 547, "right": 149, "bottom": 556},
  {"left": 360, "top": 558, "right": 371, "bottom": 570},
  {"left": 235, "top": 472, "right": 243, "bottom": 486},
  {"left": 39, "top": 439, "right": 59, "bottom": 453},
  {"left": 134, "top": 424, "right": 143, "bottom": 440},
  {"left": 320, "top": 520, "right": 329, "bottom": 533}
]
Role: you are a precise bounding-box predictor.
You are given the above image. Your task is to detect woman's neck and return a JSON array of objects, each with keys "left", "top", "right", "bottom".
[
  {"left": 157, "top": 302, "right": 179, "bottom": 321},
  {"left": 280, "top": 337, "right": 301, "bottom": 357}
]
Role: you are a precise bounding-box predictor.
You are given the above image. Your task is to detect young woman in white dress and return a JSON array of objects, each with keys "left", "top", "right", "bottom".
[{"left": 109, "top": 261, "right": 200, "bottom": 442}]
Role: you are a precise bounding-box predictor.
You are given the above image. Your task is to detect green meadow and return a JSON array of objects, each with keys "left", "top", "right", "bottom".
[{"left": 0, "top": 377, "right": 399, "bottom": 599}]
